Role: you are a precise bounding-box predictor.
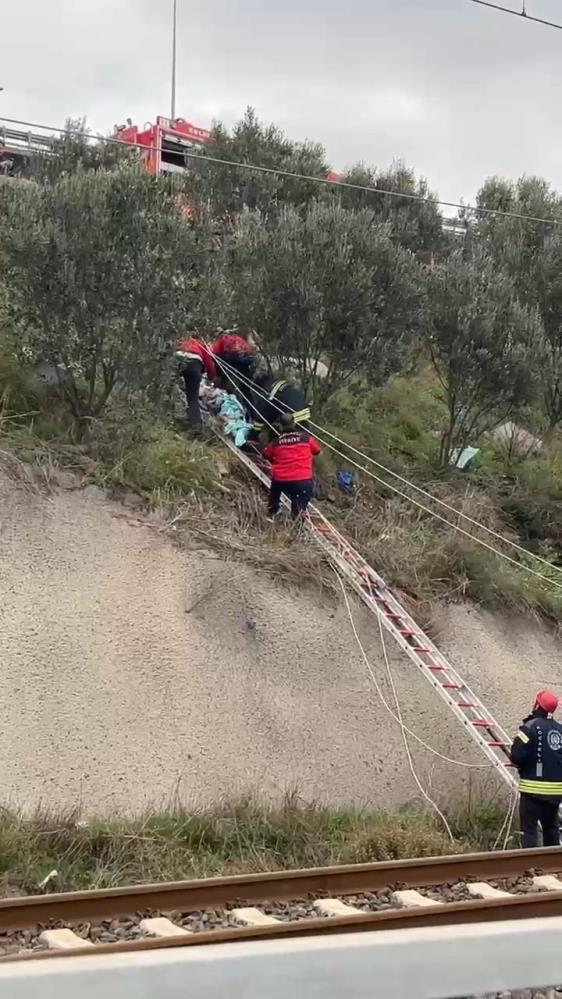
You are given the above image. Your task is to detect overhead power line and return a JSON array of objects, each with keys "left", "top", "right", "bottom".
[
  {"left": 468, "top": 0, "right": 562, "bottom": 30},
  {"left": 2, "top": 114, "right": 562, "bottom": 229}
]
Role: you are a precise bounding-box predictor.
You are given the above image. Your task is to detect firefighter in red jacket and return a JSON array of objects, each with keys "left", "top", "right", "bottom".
[
  {"left": 263, "top": 413, "right": 321, "bottom": 520},
  {"left": 212, "top": 326, "right": 256, "bottom": 388},
  {"left": 174, "top": 329, "right": 216, "bottom": 432}
]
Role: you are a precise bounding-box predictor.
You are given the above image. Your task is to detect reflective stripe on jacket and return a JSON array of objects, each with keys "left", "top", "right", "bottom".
[
  {"left": 510, "top": 712, "right": 562, "bottom": 798},
  {"left": 251, "top": 379, "right": 311, "bottom": 432}
]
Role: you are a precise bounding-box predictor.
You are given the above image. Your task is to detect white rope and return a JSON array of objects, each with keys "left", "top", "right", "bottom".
[
  {"left": 305, "top": 420, "right": 562, "bottom": 578},
  {"left": 212, "top": 354, "right": 519, "bottom": 843},
  {"left": 213, "top": 355, "right": 562, "bottom": 592},
  {"left": 213, "top": 356, "right": 495, "bottom": 771},
  {"left": 492, "top": 786, "right": 519, "bottom": 851},
  {"left": 332, "top": 567, "right": 495, "bottom": 771},
  {"left": 333, "top": 567, "right": 454, "bottom": 839}
]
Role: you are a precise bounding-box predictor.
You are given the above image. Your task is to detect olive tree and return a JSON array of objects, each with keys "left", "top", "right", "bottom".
[
  {"left": 336, "top": 161, "right": 444, "bottom": 256},
  {"left": 429, "top": 249, "right": 543, "bottom": 466},
  {"left": 0, "top": 166, "right": 205, "bottom": 429},
  {"left": 475, "top": 176, "right": 562, "bottom": 435},
  {"left": 189, "top": 107, "right": 329, "bottom": 221},
  {"left": 222, "top": 201, "right": 427, "bottom": 405}
]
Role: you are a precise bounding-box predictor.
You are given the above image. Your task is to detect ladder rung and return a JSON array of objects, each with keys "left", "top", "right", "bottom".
[{"left": 213, "top": 425, "right": 517, "bottom": 795}]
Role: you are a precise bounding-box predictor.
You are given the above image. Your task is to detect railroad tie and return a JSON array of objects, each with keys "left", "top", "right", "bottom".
[
  {"left": 230, "top": 907, "right": 281, "bottom": 927},
  {"left": 391, "top": 890, "right": 443, "bottom": 908},
  {"left": 139, "top": 917, "right": 191, "bottom": 938},
  {"left": 532, "top": 874, "right": 562, "bottom": 892},
  {"left": 39, "top": 929, "right": 93, "bottom": 951},
  {"left": 466, "top": 882, "right": 512, "bottom": 900},
  {"left": 313, "top": 899, "right": 367, "bottom": 917}
]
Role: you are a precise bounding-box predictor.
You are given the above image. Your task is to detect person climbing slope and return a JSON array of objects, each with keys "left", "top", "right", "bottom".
[
  {"left": 174, "top": 329, "right": 216, "bottom": 433},
  {"left": 510, "top": 689, "right": 562, "bottom": 847},
  {"left": 263, "top": 413, "right": 320, "bottom": 520}
]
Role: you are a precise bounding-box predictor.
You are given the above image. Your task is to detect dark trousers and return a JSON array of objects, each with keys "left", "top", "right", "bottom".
[
  {"left": 519, "top": 793, "right": 561, "bottom": 847},
  {"left": 268, "top": 479, "right": 313, "bottom": 518},
  {"left": 182, "top": 359, "right": 203, "bottom": 431}
]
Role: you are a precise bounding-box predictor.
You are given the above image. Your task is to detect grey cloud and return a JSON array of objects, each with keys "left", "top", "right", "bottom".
[{"left": 1, "top": 0, "right": 561, "bottom": 203}]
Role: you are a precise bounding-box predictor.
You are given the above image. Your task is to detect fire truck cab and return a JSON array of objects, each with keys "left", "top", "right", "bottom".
[{"left": 113, "top": 115, "right": 210, "bottom": 176}]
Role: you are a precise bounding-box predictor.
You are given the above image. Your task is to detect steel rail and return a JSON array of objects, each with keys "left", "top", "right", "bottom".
[
  {"left": 0, "top": 847, "right": 560, "bottom": 932},
  {"left": 5, "top": 887, "right": 562, "bottom": 965}
]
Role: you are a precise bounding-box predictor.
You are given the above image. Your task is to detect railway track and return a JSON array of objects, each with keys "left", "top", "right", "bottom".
[{"left": 1, "top": 847, "right": 562, "bottom": 962}]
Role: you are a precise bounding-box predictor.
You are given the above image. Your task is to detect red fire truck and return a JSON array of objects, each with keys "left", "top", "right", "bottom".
[{"left": 113, "top": 115, "right": 210, "bottom": 175}]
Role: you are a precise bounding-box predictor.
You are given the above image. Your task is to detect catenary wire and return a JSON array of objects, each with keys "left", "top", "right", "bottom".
[
  {"left": 211, "top": 354, "right": 562, "bottom": 592},
  {"left": 2, "top": 114, "right": 562, "bottom": 228},
  {"left": 468, "top": 0, "right": 562, "bottom": 30}
]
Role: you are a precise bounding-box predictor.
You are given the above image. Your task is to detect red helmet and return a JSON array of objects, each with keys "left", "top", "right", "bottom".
[{"left": 535, "top": 690, "right": 559, "bottom": 714}]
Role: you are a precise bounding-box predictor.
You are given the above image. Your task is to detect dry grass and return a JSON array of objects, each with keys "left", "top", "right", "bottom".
[
  {"left": 328, "top": 473, "right": 562, "bottom": 626},
  {"left": 168, "top": 471, "right": 337, "bottom": 596},
  {"left": 0, "top": 795, "right": 508, "bottom": 896}
]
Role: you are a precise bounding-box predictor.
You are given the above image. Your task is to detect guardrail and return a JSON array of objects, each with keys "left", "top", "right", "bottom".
[{"left": 1, "top": 918, "right": 561, "bottom": 998}]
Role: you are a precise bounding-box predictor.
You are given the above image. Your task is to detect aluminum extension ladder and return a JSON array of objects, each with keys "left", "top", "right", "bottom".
[{"left": 212, "top": 425, "right": 517, "bottom": 791}]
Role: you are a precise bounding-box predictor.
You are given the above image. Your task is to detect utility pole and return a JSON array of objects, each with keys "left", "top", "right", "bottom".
[{"left": 171, "top": 0, "right": 177, "bottom": 121}]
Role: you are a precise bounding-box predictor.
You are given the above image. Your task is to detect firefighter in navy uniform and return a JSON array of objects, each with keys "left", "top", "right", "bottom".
[
  {"left": 249, "top": 374, "right": 311, "bottom": 440},
  {"left": 510, "top": 689, "right": 562, "bottom": 847}
]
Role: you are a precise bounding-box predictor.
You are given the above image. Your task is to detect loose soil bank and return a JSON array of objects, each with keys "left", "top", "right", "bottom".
[{"left": 1, "top": 468, "right": 561, "bottom": 815}]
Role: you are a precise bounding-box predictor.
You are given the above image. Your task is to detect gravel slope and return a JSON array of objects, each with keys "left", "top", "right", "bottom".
[{"left": 0, "top": 467, "right": 561, "bottom": 816}]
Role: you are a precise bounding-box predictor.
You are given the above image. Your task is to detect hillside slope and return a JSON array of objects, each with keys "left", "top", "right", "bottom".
[{"left": 0, "top": 466, "right": 561, "bottom": 816}]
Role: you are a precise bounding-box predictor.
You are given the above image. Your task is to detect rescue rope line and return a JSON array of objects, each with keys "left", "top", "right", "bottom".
[
  {"left": 213, "top": 355, "right": 562, "bottom": 592},
  {"left": 209, "top": 360, "right": 513, "bottom": 788},
  {"left": 332, "top": 564, "right": 495, "bottom": 770},
  {"left": 493, "top": 786, "right": 519, "bottom": 850},
  {"left": 334, "top": 567, "right": 455, "bottom": 840},
  {"left": 213, "top": 357, "right": 497, "bottom": 772}
]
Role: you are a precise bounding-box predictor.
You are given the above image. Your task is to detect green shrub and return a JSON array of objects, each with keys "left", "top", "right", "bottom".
[
  {"left": 129, "top": 427, "right": 219, "bottom": 501},
  {"left": 0, "top": 350, "right": 42, "bottom": 418}
]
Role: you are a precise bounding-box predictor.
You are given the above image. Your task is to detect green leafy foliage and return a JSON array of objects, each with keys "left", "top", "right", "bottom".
[
  {"left": 337, "top": 160, "right": 444, "bottom": 255},
  {"left": 25, "top": 117, "right": 134, "bottom": 183},
  {"left": 0, "top": 166, "right": 207, "bottom": 430},
  {"left": 429, "top": 249, "right": 543, "bottom": 466},
  {"left": 190, "top": 107, "right": 329, "bottom": 221},
  {"left": 223, "top": 201, "right": 427, "bottom": 403},
  {"left": 475, "top": 176, "right": 562, "bottom": 433}
]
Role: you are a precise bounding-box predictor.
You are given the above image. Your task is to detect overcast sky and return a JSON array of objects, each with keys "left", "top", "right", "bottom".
[{"left": 2, "top": 0, "right": 561, "bottom": 206}]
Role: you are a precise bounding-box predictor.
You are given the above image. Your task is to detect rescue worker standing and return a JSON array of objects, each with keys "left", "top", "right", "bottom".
[
  {"left": 510, "top": 690, "right": 562, "bottom": 847},
  {"left": 174, "top": 329, "right": 216, "bottom": 433},
  {"left": 212, "top": 326, "right": 256, "bottom": 388},
  {"left": 263, "top": 414, "right": 320, "bottom": 520}
]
